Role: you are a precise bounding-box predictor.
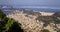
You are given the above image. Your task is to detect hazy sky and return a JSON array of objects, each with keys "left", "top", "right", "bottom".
[{"left": 0, "top": 0, "right": 60, "bottom": 8}]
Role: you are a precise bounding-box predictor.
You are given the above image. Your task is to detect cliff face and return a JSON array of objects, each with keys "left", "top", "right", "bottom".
[{"left": 6, "top": 10, "right": 60, "bottom": 32}]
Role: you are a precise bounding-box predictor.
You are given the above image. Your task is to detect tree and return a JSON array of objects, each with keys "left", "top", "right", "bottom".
[
  {"left": 0, "top": 10, "right": 24, "bottom": 32},
  {"left": 0, "top": 9, "right": 6, "bottom": 19}
]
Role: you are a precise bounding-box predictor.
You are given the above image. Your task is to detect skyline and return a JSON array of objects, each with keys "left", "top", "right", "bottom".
[{"left": 0, "top": 0, "right": 60, "bottom": 9}]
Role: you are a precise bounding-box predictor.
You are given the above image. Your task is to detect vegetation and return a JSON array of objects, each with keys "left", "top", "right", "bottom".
[
  {"left": 40, "top": 29, "right": 50, "bottom": 32},
  {"left": 53, "top": 12, "right": 60, "bottom": 17},
  {"left": 0, "top": 9, "right": 24, "bottom": 32},
  {"left": 35, "top": 12, "right": 60, "bottom": 32},
  {"left": 0, "top": 9, "right": 60, "bottom": 32},
  {"left": 57, "top": 30, "right": 60, "bottom": 32},
  {"left": 36, "top": 12, "right": 60, "bottom": 27},
  {"left": 52, "top": 12, "right": 60, "bottom": 25},
  {"left": 36, "top": 16, "right": 54, "bottom": 27}
]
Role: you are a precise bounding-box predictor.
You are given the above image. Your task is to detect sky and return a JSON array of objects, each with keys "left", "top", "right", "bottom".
[{"left": 0, "top": 0, "right": 60, "bottom": 8}]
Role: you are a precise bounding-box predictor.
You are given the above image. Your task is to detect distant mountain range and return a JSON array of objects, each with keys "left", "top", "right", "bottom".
[{"left": 0, "top": 5, "right": 60, "bottom": 12}]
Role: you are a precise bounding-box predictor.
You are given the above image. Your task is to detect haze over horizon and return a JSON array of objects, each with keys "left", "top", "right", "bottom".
[{"left": 0, "top": 0, "right": 60, "bottom": 9}]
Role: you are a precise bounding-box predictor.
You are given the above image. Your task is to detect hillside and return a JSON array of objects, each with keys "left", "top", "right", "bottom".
[{"left": 6, "top": 9, "right": 60, "bottom": 32}]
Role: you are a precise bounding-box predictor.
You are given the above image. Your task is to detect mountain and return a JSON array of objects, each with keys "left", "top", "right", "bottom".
[
  {"left": 19, "top": 8, "right": 60, "bottom": 12},
  {"left": 0, "top": 5, "right": 60, "bottom": 13},
  {"left": 6, "top": 9, "right": 60, "bottom": 32}
]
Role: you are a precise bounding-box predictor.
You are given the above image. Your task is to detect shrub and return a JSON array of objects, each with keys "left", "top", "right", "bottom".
[
  {"left": 0, "top": 10, "right": 24, "bottom": 32},
  {"left": 40, "top": 29, "right": 50, "bottom": 32}
]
